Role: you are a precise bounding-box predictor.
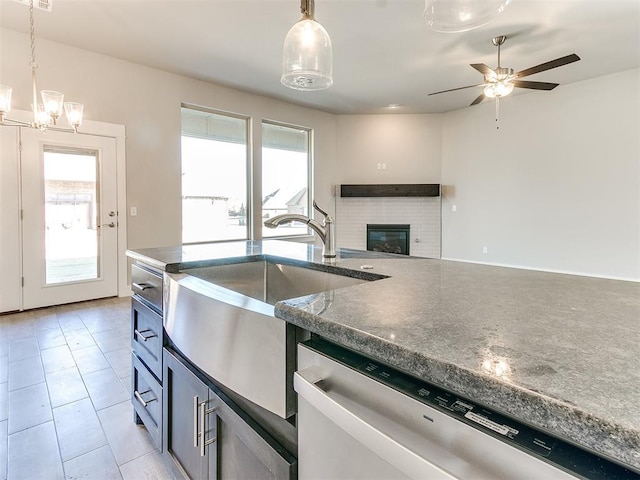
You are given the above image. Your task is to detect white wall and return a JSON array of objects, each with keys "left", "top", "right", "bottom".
[
  {"left": 1, "top": 28, "right": 337, "bottom": 251},
  {"left": 335, "top": 114, "right": 442, "bottom": 184},
  {"left": 332, "top": 72, "right": 639, "bottom": 280},
  {"left": 441, "top": 69, "right": 640, "bottom": 281}
]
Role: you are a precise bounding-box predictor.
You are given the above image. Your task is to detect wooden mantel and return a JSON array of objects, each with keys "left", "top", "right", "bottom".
[{"left": 340, "top": 184, "right": 440, "bottom": 198}]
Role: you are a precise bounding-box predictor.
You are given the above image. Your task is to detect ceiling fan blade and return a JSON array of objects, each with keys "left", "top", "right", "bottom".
[
  {"left": 470, "top": 93, "right": 486, "bottom": 106},
  {"left": 514, "top": 54, "right": 581, "bottom": 78},
  {"left": 470, "top": 63, "right": 494, "bottom": 76},
  {"left": 428, "top": 84, "right": 485, "bottom": 96},
  {"left": 512, "top": 80, "right": 559, "bottom": 91}
]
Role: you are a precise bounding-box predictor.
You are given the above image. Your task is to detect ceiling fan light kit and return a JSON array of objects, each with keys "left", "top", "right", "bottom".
[
  {"left": 423, "top": 0, "right": 512, "bottom": 33},
  {"left": 0, "top": 0, "right": 84, "bottom": 133},
  {"left": 281, "top": 0, "right": 333, "bottom": 91},
  {"left": 428, "top": 35, "right": 581, "bottom": 127}
]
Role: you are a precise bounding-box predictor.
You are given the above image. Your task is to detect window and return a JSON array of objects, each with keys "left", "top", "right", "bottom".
[
  {"left": 181, "top": 107, "right": 249, "bottom": 243},
  {"left": 43, "top": 146, "right": 100, "bottom": 284},
  {"left": 261, "top": 121, "right": 311, "bottom": 238}
]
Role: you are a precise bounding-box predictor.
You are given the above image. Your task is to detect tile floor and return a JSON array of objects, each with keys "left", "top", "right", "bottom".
[{"left": 0, "top": 297, "right": 179, "bottom": 480}]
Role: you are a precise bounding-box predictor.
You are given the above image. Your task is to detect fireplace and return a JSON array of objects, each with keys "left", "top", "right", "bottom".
[{"left": 366, "top": 224, "right": 410, "bottom": 255}]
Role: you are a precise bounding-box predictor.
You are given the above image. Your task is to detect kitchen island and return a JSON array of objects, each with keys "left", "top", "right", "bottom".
[{"left": 127, "top": 240, "right": 640, "bottom": 473}]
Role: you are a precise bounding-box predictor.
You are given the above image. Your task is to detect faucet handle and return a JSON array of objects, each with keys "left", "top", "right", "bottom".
[{"left": 313, "top": 199, "right": 329, "bottom": 219}]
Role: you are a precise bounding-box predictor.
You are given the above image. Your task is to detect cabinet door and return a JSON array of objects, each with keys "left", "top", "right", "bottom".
[
  {"left": 210, "top": 384, "right": 297, "bottom": 480},
  {"left": 164, "top": 349, "right": 213, "bottom": 480}
]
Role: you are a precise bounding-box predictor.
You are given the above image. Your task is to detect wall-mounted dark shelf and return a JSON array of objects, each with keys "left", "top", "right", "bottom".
[{"left": 340, "top": 184, "right": 440, "bottom": 198}]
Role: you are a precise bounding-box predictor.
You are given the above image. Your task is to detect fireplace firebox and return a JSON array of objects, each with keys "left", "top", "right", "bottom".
[{"left": 366, "top": 224, "right": 410, "bottom": 255}]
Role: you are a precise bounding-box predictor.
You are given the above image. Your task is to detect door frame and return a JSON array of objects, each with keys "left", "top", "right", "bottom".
[{"left": 11, "top": 109, "right": 128, "bottom": 308}]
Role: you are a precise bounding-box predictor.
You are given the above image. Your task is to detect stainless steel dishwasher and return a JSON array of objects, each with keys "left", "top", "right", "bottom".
[{"left": 295, "top": 338, "right": 639, "bottom": 480}]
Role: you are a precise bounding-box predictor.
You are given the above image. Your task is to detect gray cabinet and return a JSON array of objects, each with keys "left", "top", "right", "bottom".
[
  {"left": 131, "top": 262, "right": 164, "bottom": 450},
  {"left": 163, "top": 348, "right": 215, "bottom": 479},
  {"left": 163, "top": 348, "right": 297, "bottom": 480}
]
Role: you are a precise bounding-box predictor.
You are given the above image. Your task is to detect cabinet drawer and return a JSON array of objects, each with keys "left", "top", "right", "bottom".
[
  {"left": 132, "top": 353, "right": 163, "bottom": 450},
  {"left": 131, "top": 297, "right": 163, "bottom": 381},
  {"left": 132, "top": 263, "right": 163, "bottom": 313}
]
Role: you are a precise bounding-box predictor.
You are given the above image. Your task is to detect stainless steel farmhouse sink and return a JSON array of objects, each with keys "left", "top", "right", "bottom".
[
  {"left": 183, "top": 260, "right": 375, "bottom": 304},
  {"left": 164, "top": 259, "right": 385, "bottom": 418}
]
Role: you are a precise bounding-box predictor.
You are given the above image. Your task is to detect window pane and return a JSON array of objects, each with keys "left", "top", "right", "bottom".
[
  {"left": 181, "top": 108, "right": 248, "bottom": 243},
  {"left": 262, "top": 122, "right": 310, "bottom": 238},
  {"left": 44, "top": 148, "right": 99, "bottom": 284}
]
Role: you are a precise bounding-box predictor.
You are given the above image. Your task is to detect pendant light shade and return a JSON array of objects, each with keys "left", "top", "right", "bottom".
[
  {"left": 424, "top": 0, "right": 512, "bottom": 33},
  {"left": 281, "top": 0, "right": 333, "bottom": 91}
]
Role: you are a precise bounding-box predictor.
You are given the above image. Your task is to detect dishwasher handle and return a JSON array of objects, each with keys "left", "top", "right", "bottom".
[{"left": 294, "top": 368, "right": 458, "bottom": 480}]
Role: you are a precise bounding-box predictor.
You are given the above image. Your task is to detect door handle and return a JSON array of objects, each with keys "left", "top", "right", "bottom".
[
  {"left": 102, "top": 222, "right": 116, "bottom": 228},
  {"left": 194, "top": 396, "right": 200, "bottom": 448},
  {"left": 199, "top": 399, "right": 217, "bottom": 457},
  {"left": 193, "top": 396, "right": 217, "bottom": 456}
]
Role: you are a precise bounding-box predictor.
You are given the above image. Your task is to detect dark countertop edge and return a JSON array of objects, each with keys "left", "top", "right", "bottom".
[{"left": 274, "top": 304, "right": 640, "bottom": 471}]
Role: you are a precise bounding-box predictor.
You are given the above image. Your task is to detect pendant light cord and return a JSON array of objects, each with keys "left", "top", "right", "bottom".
[
  {"left": 29, "top": 0, "right": 40, "bottom": 126},
  {"left": 29, "top": 0, "right": 37, "bottom": 70}
]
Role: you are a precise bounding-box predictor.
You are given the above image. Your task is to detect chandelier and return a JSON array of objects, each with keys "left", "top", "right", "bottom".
[{"left": 0, "top": 0, "right": 84, "bottom": 133}]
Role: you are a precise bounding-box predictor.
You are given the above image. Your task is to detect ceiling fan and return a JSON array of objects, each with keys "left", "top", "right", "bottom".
[{"left": 428, "top": 35, "right": 581, "bottom": 106}]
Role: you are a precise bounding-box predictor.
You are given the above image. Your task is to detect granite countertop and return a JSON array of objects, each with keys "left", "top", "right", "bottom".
[{"left": 127, "top": 240, "right": 640, "bottom": 471}]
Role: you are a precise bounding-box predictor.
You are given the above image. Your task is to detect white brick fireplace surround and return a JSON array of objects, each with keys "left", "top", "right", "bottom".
[{"left": 335, "top": 196, "right": 441, "bottom": 259}]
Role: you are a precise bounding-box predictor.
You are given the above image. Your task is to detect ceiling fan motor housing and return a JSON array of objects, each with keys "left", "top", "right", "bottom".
[{"left": 485, "top": 67, "right": 514, "bottom": 82}]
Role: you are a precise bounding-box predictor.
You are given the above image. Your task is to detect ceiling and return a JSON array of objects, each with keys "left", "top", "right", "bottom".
[{"left": 1, "top": 0, "right": 639, "bottom": 115}]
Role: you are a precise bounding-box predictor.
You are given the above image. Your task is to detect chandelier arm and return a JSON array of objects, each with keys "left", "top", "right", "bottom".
[{"left": 0, "top": 118, "right": 33, "bottom": 128}]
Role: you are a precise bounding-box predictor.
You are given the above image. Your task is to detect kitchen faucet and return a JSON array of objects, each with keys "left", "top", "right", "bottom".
[{"left": 263, "top": 200, "right": 336, "bottom": 258}]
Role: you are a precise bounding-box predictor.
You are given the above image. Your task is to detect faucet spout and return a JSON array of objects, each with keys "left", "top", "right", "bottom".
[{"left": 263, "top": 201, "right": 336, "bottom": 258}]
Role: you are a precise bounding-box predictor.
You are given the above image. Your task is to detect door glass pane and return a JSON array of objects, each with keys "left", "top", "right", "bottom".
[
  {"left": 181, "top": 107, "right": 248, "bottom": 243},
  {"left": 44, "top": 147, "right": 99, "bottom": 284},
  {"left": 262, "top": 122, "right": 310, "bottom": 238}
]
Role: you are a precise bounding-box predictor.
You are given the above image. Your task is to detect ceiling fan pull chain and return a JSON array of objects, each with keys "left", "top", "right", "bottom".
[{"left": 496, "top": 97, "right": 500, "bottom": 130}]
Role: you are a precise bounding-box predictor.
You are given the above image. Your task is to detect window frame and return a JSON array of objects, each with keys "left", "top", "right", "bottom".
[
  {"left": 180, "top": 103, "right": 252, "bottom": 245},
  {"left": 260, "top": 118, "right": 314, "bottom": 240}
]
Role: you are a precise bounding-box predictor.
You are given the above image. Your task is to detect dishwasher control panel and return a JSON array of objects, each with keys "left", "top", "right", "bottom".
[{"left": 304, "top": 338, "right": 640, "bottom": 480}]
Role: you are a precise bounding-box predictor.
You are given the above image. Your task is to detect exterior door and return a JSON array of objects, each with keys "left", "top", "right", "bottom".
[{"left": 20, "top": 128, "right": 119, "bottom": 309}]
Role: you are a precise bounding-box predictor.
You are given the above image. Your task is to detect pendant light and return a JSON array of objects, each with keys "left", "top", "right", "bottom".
[
  {"left": 281, "top": 0, "right": 333, "bottom": 91},
  {"left": 424, "top": 0, "right": 512, "bottom": 33},
  {"left": 0, "top": 0, "right": 84, "bottom": 132}
]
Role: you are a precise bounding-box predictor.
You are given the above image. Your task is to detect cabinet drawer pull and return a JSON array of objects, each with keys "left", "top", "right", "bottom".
[
  {"left": 199, "top": 400, "right": 218, "bottom": 457},
  {"left": 134, "top": 329, "right": 157, "bottom": 342},
  {"left": 134, "top": 389, "right": 157, "bottom": 408},
  {"left": 132, "top": 282, "right": 153, "bottom": 291},
  {"left": 193, "top": 396, "right": 200, "bottom": 448}
]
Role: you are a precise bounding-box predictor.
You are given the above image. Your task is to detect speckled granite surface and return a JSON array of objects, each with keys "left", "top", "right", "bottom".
[{"left": 127, "top": 240, "right": 640, "bottom": 471}]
